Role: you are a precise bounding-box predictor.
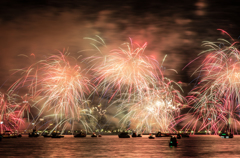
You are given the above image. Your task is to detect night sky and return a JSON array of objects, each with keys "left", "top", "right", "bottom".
[{"left": 0, "top": 0, "right": 240, "bottom": 94}]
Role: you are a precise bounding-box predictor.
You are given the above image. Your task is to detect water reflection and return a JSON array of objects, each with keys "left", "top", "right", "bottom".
[{"left": 1, "top": 135, "right": 240, "bottom": 157}]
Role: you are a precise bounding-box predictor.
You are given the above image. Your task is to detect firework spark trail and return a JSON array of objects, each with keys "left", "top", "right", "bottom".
[
  {"left": 111, "top": 74, "right": 185, "bottom": 133},
  {"left": 34, "top": 52, "right": 93, "bottom": 120},
  {"left": 0, "top": 92, "right": 24, "bottom": 133},
  {"left": 84, "top": 37, "right": 186, "bottom": 133},
  {"left": 183, "top": 31, "right": 240, "bottom": 134},
  {"left": 86, "top": 37, "right": 163, "bottom": 102},
  {"left": 7, "top": 51, "right": 96, "bottom": 132},
  {"left": 7, "top": 93, "right": 36, "bottom": 123}
]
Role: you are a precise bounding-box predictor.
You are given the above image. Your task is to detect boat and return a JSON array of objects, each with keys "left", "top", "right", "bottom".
[
  {"left": 74, "top": 131, "right": 86, "bottom": 137},
  {"left": 219, "top": 133, "right": 233, "bottom": 139},
  {"left": 155, "top": 132, "right": 161, "bottom": 137},
  {"left": 2, "top": 131, "right": 16, "bottom": 138},
  {"left": 51, "top": 133, "right": 64, "bottom": 138},
  {"left": 29, "top": 132, "right": 39, "bottom": 137},
  {"left": 52, "top": 135, "right": 64, "bottom": 138},
  {"left": 29, "top": 126, "right": 40, "bottom": 137},
  {"left": 169, "top": 140, "right": 178, "bottom": 146},
  {"left": 137, "top": 134, "right": 142, "bottom": 137},
  {"left": 0, "top": 135, "right": 2, "bottom": 141},
  {"left": 11, "top": 132, "right": 18, "bottom": 138},
  {"left": 98, "top": 134, "right": 102, "bottom": 137},
  {"left": 91, "top": 133, "right": 97, "bottom": 137},
  {"left": 177, "top": 134, "right": 181, "bottom": 139},
  {"left": 43, "top": 133, "right": 52, "bottom": 138},
  {"left": 169, "top": 136, "right": 178, "bottom": 146},
  {"left": 2, "top": 131, "right": 11, "bottom": 138},
  {"left": 219, "top": 124, "right": 234, "bottom": 138},
  {"left": 149, "top": 134, "right": 155, "bottom": 139},
  {"left": 118, "top": 132, "right": 130, "bottom": 138},
  {"left": 132, "top": 133, "right": 137, "bottom": 137},
  {"left": 12, "top": 131, "right": 21, "bottom": 138}
]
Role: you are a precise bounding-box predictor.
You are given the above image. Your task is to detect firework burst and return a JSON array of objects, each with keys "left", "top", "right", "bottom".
[
  {"left": 8, "top": 51, "right": 95, "bottom": 132},
  {"left": 0, "top": 92, "right": 23, "bottom": 133},
  {"left": 86, "top": 37, "right": 162, "bottom": 101},
  {"left": 184, "top": 30, "right": 240, "bottom": 134},
  {"left": 114, "top": 81, "right": 185, "bottom": 133}
]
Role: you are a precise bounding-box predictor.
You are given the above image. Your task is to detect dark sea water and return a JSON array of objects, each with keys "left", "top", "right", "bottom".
[{"left": 1, "top": 135, "right": 240, "bottom": 157}]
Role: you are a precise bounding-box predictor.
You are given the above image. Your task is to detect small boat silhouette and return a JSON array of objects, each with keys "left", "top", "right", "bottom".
[
  {"left": 137, "top": 134, "right": 142, "bottom": 137},
  {"left": 219, "top": 132, "right": 233, "bottom": 139},
  {"left": 29, "top": 126, "right": 39, "bottom": 137},
  {"left": 177, "top": 134, "right": 181, "bottom": 139},
  {"left": 74, "top": 131, "right": 86, "bottom": 137},
  {"left": 156, "top": 132, "right": 161, "bottom": 137},
  {"left": 169, "top": 136, "right": 178, "bottom": 147},
  {"left": 149, "top": 134, "right": 155, "bottom": 139},
  {"left": 118, "top": 132, "right": 130, "bottom": 138},
  {"left": 43, "top": 133, "right": 52, "bottom": 138},
  {"left": 51, "top": 133, "right": 64, "bottom": 138},
  {"left": 132, "top": 133, "right": 137, "bottom": 137},
  {"left": 91, "top": 133, "right": 97, "bottom": 137}
]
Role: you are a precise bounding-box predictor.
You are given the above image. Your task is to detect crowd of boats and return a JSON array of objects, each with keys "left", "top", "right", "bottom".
[
  {"left": 0, "top": 131, "right": 22, "bottom": 138},
  {"left": 0, "top": 130, "right": 184, "bottom": 146},
  {"left": 0, "top": 128, "right": 234, "bottom": 145},
  {"left": 118, "top": 131, "right": 189, "bottom": 146},
  {"left": 0, "top": 130, "right": 98, "bottom": 139}
]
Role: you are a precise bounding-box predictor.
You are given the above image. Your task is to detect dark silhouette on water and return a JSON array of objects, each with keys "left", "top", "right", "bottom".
[
  {"left": 149, "top": 134, "right": 155, "bottom": 139},
  {"left": 156, "top": 131, "right": 161, "bottom": 137},
  {"left": 118, "top": 132, "right": 130, "bottom": 138},
  {"left": 51, "top": 133, "right": 64, "bottom": 138},
  {"left": 3, "top": 131, "right": 17, "bottom": 138},
  {"left": 132, "top": 132, "right": 142, "bottom": 137},
  {"left": 43, "top": 134, "right": 52, "bottom": 138},
  {"left": 91, "top": 133, "right": 97, "bottom": 137},
  {"left": 0, "top": 134, "right": 2, "bottom": 141},
  {"left": 74, "top": 131, "right": 86, "bottom": 137},
  {"left": 132, "top": 132, "right": 137, "bottom": 137},
  {"left": 42, "top": 132, "right": 52, "bottom": 138},
  {"left": 169, "top": 136, "right": 178, "bottom": 146},
  {"left": 177, "top": 134, "right": 181, "bottom": 139},
  {"left": 220, "top": 124, "right": 234, "bottom": 138},
  {"left": 219, "top": 132, "right": 233, "bottom": 139},
  {"left": 29, "top": 126, "right": 39, "bottom": 137}
]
